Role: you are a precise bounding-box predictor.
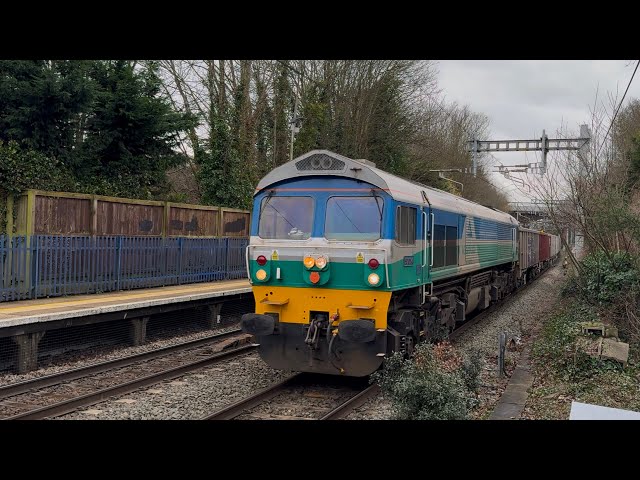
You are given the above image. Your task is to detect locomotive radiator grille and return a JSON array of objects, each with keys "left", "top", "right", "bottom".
[{"left": 295, "top": 154, "right": 346, "bottom": 171}]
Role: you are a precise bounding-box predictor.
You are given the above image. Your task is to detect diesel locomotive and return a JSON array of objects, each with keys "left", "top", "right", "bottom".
[{"left": 241, "top": 150, "right": 560, "bottom": 376}]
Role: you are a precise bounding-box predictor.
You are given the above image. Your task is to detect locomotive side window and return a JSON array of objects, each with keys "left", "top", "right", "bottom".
[
  {"left": 258, "top": 196, "right": 314, "bottom": 239},
  {"left": 446, "top": 226, "right": 458, "bottom": 266},
  {"left": 433, "top": 224, "right": 458, "bottom": 267},
  {"left": 325, "top": 196, "right": 383, "bottom": 241},
  {"left": 433, "top": 224, "right": 446, "bottom": 267},
  {"left": 395, "top": 206, "right": 416, "bottom": 245}
]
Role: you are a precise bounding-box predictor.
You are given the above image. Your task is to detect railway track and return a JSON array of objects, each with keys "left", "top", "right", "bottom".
[
  {"left": 204, "top": 266, "right": 557, "bottom": 421},
  {"left": 0, "top": 328, "right": 256, "bottom": 420},
  {"left": 449, "top": 265, "right": 554, "bottom": 343},
  {"left": 203, "top": 373, "right": 378, "bottom": 420},
  {"left": 0, "top": 328, "right": 244, "bottom": 400},
  {"left": 320, "top": 384, "right": 380, "bottom": 420}
]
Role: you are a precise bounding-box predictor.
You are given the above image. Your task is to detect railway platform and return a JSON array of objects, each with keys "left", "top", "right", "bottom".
[{"left": 0, "top": 279, "right": 252, "bottom": 373}]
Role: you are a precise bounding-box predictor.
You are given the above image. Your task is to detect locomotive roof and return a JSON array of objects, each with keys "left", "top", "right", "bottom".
[{"left": 256, "top": 150, "right": 517, "bottom": 225}]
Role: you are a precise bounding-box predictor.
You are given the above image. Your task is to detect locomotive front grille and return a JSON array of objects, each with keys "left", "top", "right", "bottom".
[{"left": 295, "top": 154, "right": 346, "bottom": 171}]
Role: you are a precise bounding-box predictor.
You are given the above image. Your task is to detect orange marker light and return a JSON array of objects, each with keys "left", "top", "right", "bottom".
[
  {"left": 256, "top": 269, "right": 267, "bottom": 281},
  {"left": 309, "top": 271, "right": 321, "bottom": 284},
  {"left": 303, "top": 256, "right": 315, "bottom": 269}
]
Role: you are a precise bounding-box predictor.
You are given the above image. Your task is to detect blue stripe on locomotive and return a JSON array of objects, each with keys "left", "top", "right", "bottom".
[
  {"left": 252, "top": 176, "right": 516, "bottom": 269},
  {"left": 470, "top": 217, "right": 514, "bottom": 241}
]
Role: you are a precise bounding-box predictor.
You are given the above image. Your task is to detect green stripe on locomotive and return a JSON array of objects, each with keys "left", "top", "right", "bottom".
[{"left": 250, "top": 240, "right": 517, "bottom": 292}]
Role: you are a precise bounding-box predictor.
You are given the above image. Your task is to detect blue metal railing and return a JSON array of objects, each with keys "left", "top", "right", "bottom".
[{"left": 0, "top": 235, "right": 249, "bottom": 302}]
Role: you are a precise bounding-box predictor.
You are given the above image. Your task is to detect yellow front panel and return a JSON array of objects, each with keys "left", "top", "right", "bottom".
[{"left": 253, "top": 286, "right": 391, "bottom": 330}]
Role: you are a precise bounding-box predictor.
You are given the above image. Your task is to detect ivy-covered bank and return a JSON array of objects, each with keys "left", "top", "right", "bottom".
[{"left": 524, "top": 251, "right": 640, "bottom": 419}]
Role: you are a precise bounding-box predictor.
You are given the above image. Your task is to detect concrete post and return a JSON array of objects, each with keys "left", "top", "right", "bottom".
[
  {"left": 205, "top": 304, "right": 223, "bottom": 329},
  {"left": 12, "top": 331, "right": 45, "bottom": 374},
  {"left": 130, "top": 316, "right": 150, "bottom": 346}
]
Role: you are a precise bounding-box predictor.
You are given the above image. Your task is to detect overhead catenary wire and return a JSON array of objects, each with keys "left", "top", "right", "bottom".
[
  {"left": 481, "top": 154, "right": 533, "bottom": 199},
  {"left": 486, "top": 153, "right": 537, "bottom": 202}
]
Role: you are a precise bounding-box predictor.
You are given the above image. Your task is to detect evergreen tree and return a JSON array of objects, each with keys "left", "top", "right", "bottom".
[
  {"left": 0, "top": 60, "right": 93, "bottom": 161},
  {"left": 75, "top": 60, "right": 195, "bottom": 197}
]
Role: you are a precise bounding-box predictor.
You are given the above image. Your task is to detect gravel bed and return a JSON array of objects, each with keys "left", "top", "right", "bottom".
[
  {"left": 455, "top": 265, "right": 563, "bottom": 356},
  {"left": 238, "top": 381, "right": 360, "bottom": 420},
  {"left": 57, "top": 352, "right": 291, "bottom": 420},
  {"left": 342, "top": 390, "right": 394, "bottom": 420},
  {"left": 455, "top": 265, "right": 564, "bottom": 419},
  {"left": 0, "top": 323, "right": 241, "bottom": 387}
]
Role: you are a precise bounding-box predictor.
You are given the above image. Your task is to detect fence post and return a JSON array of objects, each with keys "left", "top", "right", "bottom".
[
  {"left": 22, "top": 190, "right": 36, "bottom": 298},
  {"left": 3, "top": 196, "right": 13, "bottom": 293},
  {"left": 163, "top": 202, "right": 170, "bottom": 238},
  {"left": 224, "top": 237, "right": 230, "bottom": 280},
  {"left": 90, "top": 195, "right": 98, "bottom": 236},
  {"left": 177, "top": 237, "right": 183, "bottom": 285},
  {"left": 31, "top": 236, "right": 39, "bottom": 299},
  {"left": 115, "top": 236, "right": 122, "bottom": 291},
  {"left": 218, "top": 208, "right": 225, "bottom": 238}
]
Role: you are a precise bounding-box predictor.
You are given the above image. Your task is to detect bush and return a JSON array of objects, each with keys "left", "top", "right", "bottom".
[
  {"left": 579, "top": 251, "right": 640, "bottom": 304},
  {"left": 461, "top": 349, "right": 484, "bottom": 392},
  {"left": 567, "top": 251, "right": 640, "bottom": 347},
  {"left": 561, "top": 275, "right": 579, "bottom": 298},
  {"left": 371, "top": 343, "right": 475, "bottom": 420},
  {"left": 0, "top": 140, "right": 67, "bottom": 195}
]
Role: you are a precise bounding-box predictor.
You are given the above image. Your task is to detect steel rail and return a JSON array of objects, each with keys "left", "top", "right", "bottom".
[
  {"left": 5, "top": 343, "right": 256, "bottom": 420},
  {"left": 0, "top": 328, "right": 242, "bottom": 400}
]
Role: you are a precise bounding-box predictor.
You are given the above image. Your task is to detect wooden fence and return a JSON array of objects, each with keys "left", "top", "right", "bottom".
[
  {"left": 8, "top": 190, "right": 250, "bottom": 238},
  {"left": 1, "top": 190, "right": 252, "bottom": 302}
]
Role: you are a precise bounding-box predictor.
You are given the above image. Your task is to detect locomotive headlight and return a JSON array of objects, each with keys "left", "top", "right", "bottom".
[
  {"left": 315, "top": 255, "right": 328, "bottom": 269},
  {"left": 303, "top": 256, "right": 315, "bottom": 269},
  {"left": 255, "top": 269, "right": 268, "bottom": 281},
  {"left": 367, "top": 273, "right": 380, "bottom": 286}
]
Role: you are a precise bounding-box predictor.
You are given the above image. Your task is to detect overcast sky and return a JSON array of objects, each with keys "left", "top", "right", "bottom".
[{"left": 437, "top": 60, "right": 640, "bottom": 202}]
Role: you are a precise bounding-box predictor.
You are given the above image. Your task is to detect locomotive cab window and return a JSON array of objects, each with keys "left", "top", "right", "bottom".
[
  {"left": 395, "top": 206, "right": 416, "bottom": 245},
  {"left": 258, "top": 196, "right": 314, "bottom": 240},
  {"left": 433, "top": 224, "right": 457, "bottom": 268},
  {"left": 325, "top": 196, "right": 383, "bottom": 241}
]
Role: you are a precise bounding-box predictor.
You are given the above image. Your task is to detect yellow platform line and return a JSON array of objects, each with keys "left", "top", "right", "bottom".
[{"left": 0, "top": 280, "right": 251, "bottom": 314}]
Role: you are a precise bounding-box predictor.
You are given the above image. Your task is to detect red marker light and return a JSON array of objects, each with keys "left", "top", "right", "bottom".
[
  {"left": 368, "top": 258, "right": 379, "bottom": 269},
  {"left": 309, "top": 272, "right": 320, "bottom": 284},
  {"left": 256, "top": 255, "right": 267, "bottom": 266}
]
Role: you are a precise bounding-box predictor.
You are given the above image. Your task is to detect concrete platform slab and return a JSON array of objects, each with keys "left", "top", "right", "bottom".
[
  {"left": 0, "top": 279, "right": 253, "bottom": 373},
  {"left": 0, "top": 279, "right": 251, "bottom": 329}
]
